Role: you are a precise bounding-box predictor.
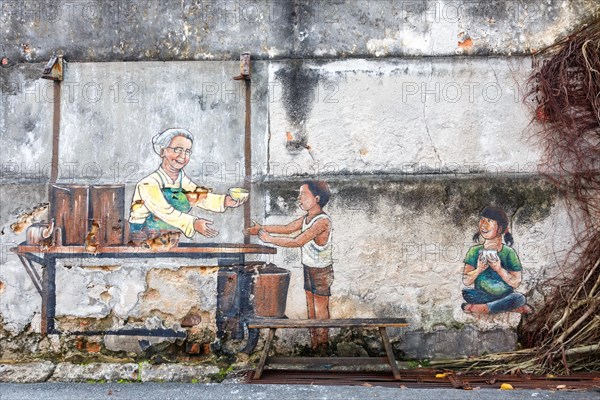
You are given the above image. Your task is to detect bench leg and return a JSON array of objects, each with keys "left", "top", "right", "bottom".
[
  {"left": 254, "top": 328, "right": 276, "bottom": 380},
  {"left": 379, "top": 327, "right": 401, "bottom": 380}
]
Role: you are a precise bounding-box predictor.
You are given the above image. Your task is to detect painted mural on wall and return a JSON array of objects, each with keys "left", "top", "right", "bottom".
[
  {"left": 245, "top": 181, "right": 333, "bottom": 350},
  {"left": 128, "top": 128, "right": 246, "bottom": 246},
  {"left": 461, "top": 207, "right": 533, "bottom": 315},
  {"left": 9, "top": 130, "right": 540, "bottom": 357}
]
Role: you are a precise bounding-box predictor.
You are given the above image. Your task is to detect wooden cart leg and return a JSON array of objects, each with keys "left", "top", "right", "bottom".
[
  {"left": 254, "top": 328, "right": 276, "bottom": 380},
  {"left": 379, "top": 327, "right": 401, "bottom": 380}
]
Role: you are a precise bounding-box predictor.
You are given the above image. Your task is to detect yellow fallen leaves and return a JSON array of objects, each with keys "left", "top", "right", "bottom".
[
  {"left": 500, "top": 383, "right": 514, "bottom": 390},
  {"left": 435, "top": 373, "right": 448, "bottom": 378}
]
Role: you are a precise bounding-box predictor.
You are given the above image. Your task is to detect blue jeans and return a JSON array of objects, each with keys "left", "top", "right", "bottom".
[{"left": 462, "top": 288, "right": 526, "bottom": 314}]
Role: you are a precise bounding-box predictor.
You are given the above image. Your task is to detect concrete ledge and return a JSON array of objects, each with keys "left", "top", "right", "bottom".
[
  {"left": 140, "top": 363, "right": 220, "bottom": 383},
  {"left": 0, "top": 362, "right": 223, "bottom": 383},
  {"left": 49, "top": 363, "right": 139, "bottom": 382},
  {"left": 0, "top": 362, "right": 55, "bottom": 383}
]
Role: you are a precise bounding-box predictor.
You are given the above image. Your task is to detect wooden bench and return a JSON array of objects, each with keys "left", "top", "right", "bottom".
[{"left": 247, "top": 318, "right": 409, "bottom": 380}]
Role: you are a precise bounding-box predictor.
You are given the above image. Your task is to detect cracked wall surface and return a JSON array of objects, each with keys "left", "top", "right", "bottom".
[
  {"left": 1, "top": 0, "right": 598, "bottom": 62},
  {"left": 267, "top": 57, "right": 540, "bottom": 175}
]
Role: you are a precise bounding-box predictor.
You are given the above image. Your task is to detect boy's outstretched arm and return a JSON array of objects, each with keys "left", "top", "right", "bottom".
[
  {"left": 244, "top": 218, "right": 303, "bottom": 236},
  {"left": 259, "top": 218, "right": 330, "bottom": 248}
]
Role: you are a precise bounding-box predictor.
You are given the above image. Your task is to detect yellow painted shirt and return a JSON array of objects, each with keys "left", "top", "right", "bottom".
[{"left": 128, "top": 167, "right": 225, "bottom": 237}]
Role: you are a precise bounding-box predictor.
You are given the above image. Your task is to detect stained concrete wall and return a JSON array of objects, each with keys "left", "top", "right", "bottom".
[
  {"left": 260, "top": 177, "right": 572, "bottom": 358},
  {"left": 267, "top": 57, "right": 539, "bottom": 175},
  {"left": 1, "top": 0, "right": 597, "bottom": 360},
  {"left": 2, "top": 0, "right": 598, "bottom": 62}
]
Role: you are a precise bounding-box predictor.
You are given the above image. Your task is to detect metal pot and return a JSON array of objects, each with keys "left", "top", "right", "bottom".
[{"left": 26, "top": 219, "right": 54, "bottom": 245}]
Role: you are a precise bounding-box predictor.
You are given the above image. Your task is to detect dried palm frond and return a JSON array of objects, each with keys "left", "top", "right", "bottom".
[{"left": 435, "top": 18, "right": 600, "bottom": 375}]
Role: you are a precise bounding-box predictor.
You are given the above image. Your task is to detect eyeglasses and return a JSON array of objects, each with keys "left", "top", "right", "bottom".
[{"left": 166, "top": 146, "right": 192, "bottom": 156}]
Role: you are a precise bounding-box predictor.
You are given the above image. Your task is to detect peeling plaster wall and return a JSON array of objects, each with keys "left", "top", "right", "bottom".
[
  {"left": 1, "top": 0, "right": 599, "bottom": 62},
  {"left": 1, "top": 1, "right": 596, "bottom": 360},
  {"left": 267, "top": 57, "right": 540, "bottom": 175},
  {"left": 55, "top": 263, "right": 218, "bottom": 329}
]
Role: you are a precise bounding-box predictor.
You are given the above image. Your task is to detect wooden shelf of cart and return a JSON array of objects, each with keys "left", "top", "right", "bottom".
[{"left": 15, "top": 243, "right": 277, "bottom": 256}]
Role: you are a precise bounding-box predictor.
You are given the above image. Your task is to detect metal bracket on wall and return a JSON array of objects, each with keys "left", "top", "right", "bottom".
[{"left": 41, "top": 54, "right": 64, "bottom": 81}]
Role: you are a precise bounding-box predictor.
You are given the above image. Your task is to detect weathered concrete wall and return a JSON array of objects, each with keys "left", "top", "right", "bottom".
[
  {"left": 1, "top": 1, "right": 593, "bottom": 362},
  {"left": 1, "top": 0, "right": 599, "bottom": 62},
  {"left": 267, "top": 57, "right": 539, "bottom": 175},
  {"left": 1, "top": 65, "right": 54, "bottom": 173},
  {"left": 259, "top": 177, "right": 571, "bottom": 357},
  {"left": 0, "top": 58, "right": 577, "bottom": 359}
]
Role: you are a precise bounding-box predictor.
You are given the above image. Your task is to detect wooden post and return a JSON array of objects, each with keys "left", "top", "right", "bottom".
[
  {"left": 235, "top": 53, "right": 252, "bottom": 244},
  {"left": 254, "top": 328, "right": 276, "bottom": 379},
  {"left": 379, "top": 327, "right": 401, "bottom": 380},
  {"left": 244, "top": 77, "right": 252, "bottom": 244}
]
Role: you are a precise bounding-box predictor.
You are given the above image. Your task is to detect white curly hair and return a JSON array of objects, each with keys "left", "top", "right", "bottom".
[{"left": 152, "top": 128, "right": 194, "bottom": 156}]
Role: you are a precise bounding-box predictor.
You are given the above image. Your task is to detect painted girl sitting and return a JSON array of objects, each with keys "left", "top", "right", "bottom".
[{"left": 462, "top": 206, "right": 533, "bottom": 315}]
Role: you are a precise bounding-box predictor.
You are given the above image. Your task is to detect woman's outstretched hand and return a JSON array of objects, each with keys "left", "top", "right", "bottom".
[
  {"left": 243, "top": 220, "right": 262, "bottom": 236},
  {"left": 225, "top": 195, "right": 247, "bottom": 208},
  {"left": 194, "top": 218, "right": 219, "bottom": 238}
]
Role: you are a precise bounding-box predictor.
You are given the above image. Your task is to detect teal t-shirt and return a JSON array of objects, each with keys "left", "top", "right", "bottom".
[{"left": 464, "top": 245, "right": 522, "bottom": 297}]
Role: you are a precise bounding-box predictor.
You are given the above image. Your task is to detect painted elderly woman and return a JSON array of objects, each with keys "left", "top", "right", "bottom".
[{"left": 128, "top": 128, "right": 244, "bottom": 242}]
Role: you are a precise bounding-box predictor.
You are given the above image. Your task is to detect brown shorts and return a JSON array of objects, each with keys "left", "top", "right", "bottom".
[{"left": 303, "top": 264, "right": 334, "bottom": 296}]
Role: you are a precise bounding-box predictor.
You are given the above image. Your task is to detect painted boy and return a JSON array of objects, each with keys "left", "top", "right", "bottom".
[{"left": 245, "top": 181, "right": 333, "bottom": 350}]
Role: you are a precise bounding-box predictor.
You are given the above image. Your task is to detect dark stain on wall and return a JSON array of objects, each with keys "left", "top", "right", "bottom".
[
  {"left": 274, "top": 60, "right": 320, "bottom": 129},
  {"left": 445, "top": 178, "right": 556, "bottom": 226},
  {"left": 1, "top": 0, "right": 597, "bottom": 62},
  {"left": 263, "top": 176, "right": 557, "bottom": 227},
  {"left": 1, "top": 64, "right": 43, "bottom": 97}
]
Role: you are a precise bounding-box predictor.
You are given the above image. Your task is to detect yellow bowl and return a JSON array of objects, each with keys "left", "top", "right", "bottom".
[{"left": 229, "top": 187, "right": 249, "bottom": 201}]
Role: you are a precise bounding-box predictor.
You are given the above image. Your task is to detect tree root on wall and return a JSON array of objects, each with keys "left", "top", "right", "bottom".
[{"left": 432, "top": 17, "right": 600, "bottom": 375}]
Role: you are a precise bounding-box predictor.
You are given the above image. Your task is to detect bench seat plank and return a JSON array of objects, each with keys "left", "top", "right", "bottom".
[{"left": 247, "top": 318, "right": 408, "bottom": 329}]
